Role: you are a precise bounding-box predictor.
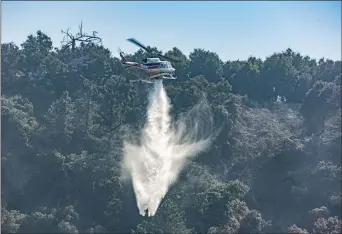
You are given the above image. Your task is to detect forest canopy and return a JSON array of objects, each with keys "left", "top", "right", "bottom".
[{"left": 1, "top": 28, "right": 341, "bottom": 233}]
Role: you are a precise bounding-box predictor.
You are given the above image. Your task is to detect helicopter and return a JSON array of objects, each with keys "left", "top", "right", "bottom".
[{"left": 119, "top": 38, "right": 180, "bottom": 83}]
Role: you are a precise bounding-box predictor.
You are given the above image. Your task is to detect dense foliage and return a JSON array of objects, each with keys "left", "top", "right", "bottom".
[{"left": 2, "top": 30, "right": 341, "bottom": 233}]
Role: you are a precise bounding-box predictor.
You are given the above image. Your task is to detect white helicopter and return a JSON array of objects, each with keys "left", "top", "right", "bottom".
[{"left": 119, "top": 38, "right": 180, "bottom": 83}]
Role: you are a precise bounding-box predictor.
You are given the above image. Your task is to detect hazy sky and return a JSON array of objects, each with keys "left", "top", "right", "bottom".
[{"left": 2, "top": 1, "right": 341, "bottom": 61}]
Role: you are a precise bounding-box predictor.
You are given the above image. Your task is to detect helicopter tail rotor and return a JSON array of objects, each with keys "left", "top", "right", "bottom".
[
  {"left": 117, "top": 47, "right": 124, "bottom": 54},
  {"left": 118, "top": 47, "right": 127, "bottom": 63}
]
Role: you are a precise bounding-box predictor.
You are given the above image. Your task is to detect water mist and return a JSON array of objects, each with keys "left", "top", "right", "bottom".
[{"left": 122, "top": 80, "right": 214, "bottom": 216}]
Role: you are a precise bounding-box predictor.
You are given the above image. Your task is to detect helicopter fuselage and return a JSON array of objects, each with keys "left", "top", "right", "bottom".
[
  {"left": 125, "top": 58, "right": 175, "bottom": 74},
  {"left": 143, "top": 59, "right": 175, "bottom": 74}
]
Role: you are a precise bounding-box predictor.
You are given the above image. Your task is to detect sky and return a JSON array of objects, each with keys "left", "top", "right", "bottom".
[{"left": 2, "top": 1, "right": 341, "bottom": 61}]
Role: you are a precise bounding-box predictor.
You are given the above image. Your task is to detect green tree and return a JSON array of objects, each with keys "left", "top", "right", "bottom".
[
  {"left": 189, "top": 49, "right": 223, "bottom": 82},
  {"left": 300, "top": 81, "right": 340, "bottom": 134},
  {"left": 2, "top": 28, "right": 341, "bottom": 234}
]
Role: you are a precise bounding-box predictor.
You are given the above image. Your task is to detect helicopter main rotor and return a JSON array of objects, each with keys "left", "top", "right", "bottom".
[{"left": 127, "top": 38, "right": 180, "bottom": 63}]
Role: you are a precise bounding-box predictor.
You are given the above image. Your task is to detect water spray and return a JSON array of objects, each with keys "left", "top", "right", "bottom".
[{"left": 122, "top": 80, "right": 214, "bottom": 216}]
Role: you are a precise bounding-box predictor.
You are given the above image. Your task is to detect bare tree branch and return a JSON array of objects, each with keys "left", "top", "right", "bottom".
[{"left": 61, "top": 21, "right": 102, "bottom": 52}]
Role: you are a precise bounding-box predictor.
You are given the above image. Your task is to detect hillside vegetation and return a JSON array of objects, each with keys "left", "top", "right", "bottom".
[{"left": 1, "top": 29, "right": 341, "bottom": 233}]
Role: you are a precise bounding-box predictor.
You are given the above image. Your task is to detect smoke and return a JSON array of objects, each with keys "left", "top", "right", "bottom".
[{"left": 122, "top": 80, "right": 214, "bottom": 217}]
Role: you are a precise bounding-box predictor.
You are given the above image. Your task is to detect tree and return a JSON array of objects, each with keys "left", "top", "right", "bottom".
[
  {"left": 1, "top": 208, "right": 27, "bottom": 233},
  {"left": 20, "top": 30, "right": 53, "bottom": 73},
  {"left": 300, "top": 81, "right": 340, "bottom": 134},
  {"left": 2, "top": 28, "right": 341, "bottom": 234},
  {"left": 189, "top": 49, "right": 223, "bottom": 82},
  {"left": 61, "top": 22, "right": 102, "bottom": 51}
]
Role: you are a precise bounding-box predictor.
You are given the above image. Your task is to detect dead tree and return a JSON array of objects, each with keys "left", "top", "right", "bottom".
[{"left": 61, "top": 21, "right": 102, "bottom": 51}]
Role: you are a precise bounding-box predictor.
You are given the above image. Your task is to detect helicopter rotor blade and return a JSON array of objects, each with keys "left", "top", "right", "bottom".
[
  {"left": 127, "top": 38, "right": 151, "bottom": 52},
  {"left": 127, "top": 38, "right": 181, "bottom": 63}
]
